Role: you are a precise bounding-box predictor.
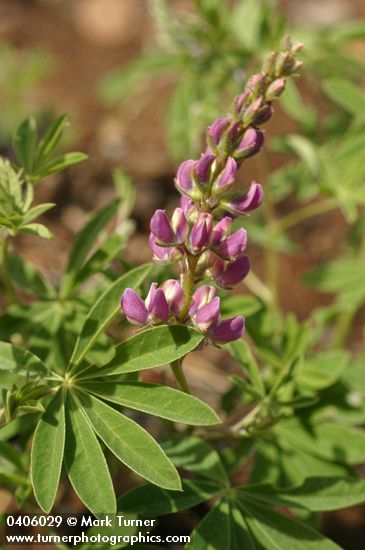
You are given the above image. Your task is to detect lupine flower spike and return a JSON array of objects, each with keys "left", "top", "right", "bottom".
[{"left": 121, "top": 36, "right": 302, "bottom": 346}]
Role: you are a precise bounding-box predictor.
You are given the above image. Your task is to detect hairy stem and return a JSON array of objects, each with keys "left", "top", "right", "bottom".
[
  {"left": 0, "top": 237, "right": 19, "bottom": 305},
  {"left": 170, "top": 358, "right": 191, "bottom": 394},
  {"left": 178, "top": 254, "right": 198, "bottom": 321}
]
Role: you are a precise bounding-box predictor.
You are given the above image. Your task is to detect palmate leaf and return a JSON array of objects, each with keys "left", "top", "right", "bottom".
[
  {"left": 69, "top": 263, "right": 152, "bottom": 369},
  {"left": 64, "top": 393, "right": 116, "bottom": 515},
  {"left": 31, "top": 390, "right": 65, "bottom": 512},
  {"left": 78, "top": 325, "right": 204, "bottom": 379},
  {"left": 78, "top": 381, "right": 219, "bottom": 426},
  {"left": 76, "top": 390, "right": 181, "bottom": 491},
  {"left": 13, "top": 117, "right": 37, "bottom": 173},
  {"left": 229, "top": 503, "right": 256, "bottom": 550},
  {"left": 8, "top": 253, "right": 56, "bottom": 299},
  {"left": 118, "top": 479, "right": 219, "bottom": 516}
]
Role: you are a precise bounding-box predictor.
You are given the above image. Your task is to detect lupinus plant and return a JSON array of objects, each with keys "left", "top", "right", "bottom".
[
  {"left": 1, "top": 36, "right": 365, "bottom": 550},
  {"left": 120, "top": 36, "right": 301, "bottom": 392}
]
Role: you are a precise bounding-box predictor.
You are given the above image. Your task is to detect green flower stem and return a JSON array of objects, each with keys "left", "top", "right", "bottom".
[
  {"left": 178, "top": 254, "right": 198, "bottom": 321},
  {"left": 0, "top": 237, "right": 19, "bottom": 305},
  {"left": 170, "top": 358, "right": 191, "bottom": 394}
]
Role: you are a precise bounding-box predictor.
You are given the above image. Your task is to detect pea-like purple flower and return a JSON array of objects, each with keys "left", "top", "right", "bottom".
[{"left": 121, "top": 284, "right": 169, "bottom": 325}]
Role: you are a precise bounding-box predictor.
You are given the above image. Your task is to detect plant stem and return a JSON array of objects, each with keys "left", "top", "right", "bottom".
[
  {"left": 0, "top": 237, "right": 19, "bottom": 305},
  {"left": 278, "top": 198, "right": 337, "bottom": 232},
  {"left": 178, "top": 254, "right": 198, "bottom": 321},
  {"left": 170, "top": 358, "right": 191, "bottom": 394}
]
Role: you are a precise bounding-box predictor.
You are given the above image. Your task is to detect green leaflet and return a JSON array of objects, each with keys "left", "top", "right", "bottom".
[
  {"left": 64, "top": 393, "right": 116, "bottom": 515},
  {"left": 60, "top": 199, "right": 120, "bottom": 298},
  {"left": 186, "top": 497, "right": 231, "bottom": 550},
  {"left": 79, "top": 381, "right": 220, "bottom": 426},
  {"left": 69, "top": 263, "right": 152, "bottom": 369},
  {"left": 277, "top": 418, "right": 365, "bottom": 465},
  {"left": 0, "top": 342, "right": 47, "bottom": 376},
  {"left": 241, "top": 477, "right": 365, "bottom": 512},
  {"left": 31, "top": 390, "right": 65, "bottom": 513},
  {"left": 8, "top": 253, "right": 56, "bottom": 299},
  {"left": 77, "top": 391, "right": 181, "bottom": 491},
  {"left": 80, "top": 325, "right": 203, "bottom": 378},
  {"left": 296, "top": 350, "right": 349, "bottom": 390},
  {"left": 229, "top": 504, "right": 256, "bottom": 550},
  {"left": 238, "top": 499, "right": 340, "bottom": 550},
  {"left": 13, "top": 117, "right": 37, "bottom": 173},
  {"left": 323, "top": 78, "right": 365, "bottom": 115},
  {"left": 118, "top": 479, "right": 219, "bottom": 516},
  {"left": 161, "top": 435, "right": 229, "bottom": 486}
]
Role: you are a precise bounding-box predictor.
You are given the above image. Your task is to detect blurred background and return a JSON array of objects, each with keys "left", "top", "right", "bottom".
[{"left": 1, "top": 0, "right": 365, "bottom": 547}]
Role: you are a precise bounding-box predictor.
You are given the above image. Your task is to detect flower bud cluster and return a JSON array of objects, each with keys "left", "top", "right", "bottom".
[
  {"left": 121, "top": 282, "right": 244, "bottom": 345},
  {"left": 121, "top": 37, "right": 302, "bottom": 345}
]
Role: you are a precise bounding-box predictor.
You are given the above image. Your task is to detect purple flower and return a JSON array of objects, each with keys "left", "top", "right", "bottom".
[
  {"left": 145, "top": 284, "right": 169, "bottom": 323},
  {"left": 212, "top": 217, "right": 233, "bottom": 245},
  {"left": 266, "top": 78, "right": 286, "bottom": 100},
  {"left": 175, "top": 160, "right": 195, "bottom": 195},
  {"left": 235, "top": 91, "right": 250, "bottom": 115},
  {"left": 190, "top": 213, "right": 214, "bottom": 253},
  {"left": 120, "top": 288, "right": 149, "bottom": 325},
  {"left": 223, "top": 181, "right": 263, "bottom": 215},
  {"left": 213, "top": 256, "right": 250, "bottom": 287},
  {"left": 121, "top": 283, "right": 169, "bottom": 326},
  {"left": 162, "top": 279, "right": 185, "bottom": 316},
  {"left": 171, "top": 207, "right": 189, "bottom": 244},
  {"left": 207, "top": 117, "right": 231, "bottom": 148},
  {"left": 211, "top": 316, "right": 245, "bottom": 343},
  {"left": 191, "top": 296, "right": 220, "bottom": 332},
  {"left": 195, "top": 154, "right": 215, "bottom": 185},
  {"left": 189, "top": 285, "right": 217, "bottom": 316},
  {"left": 218, "top": 228, "right": 247, "bottom": 259},
  {"left": 149, "top": 233, "right": 180, "bottom": 262},
  {"left": 235, "top": 127, "right": 264, "bottom": 159},
  {"left": 212, "top": 157, "right": 237, "bottom": 193},
  {"left": 150, "top": 210, "right": 175, "bottom": 245}
]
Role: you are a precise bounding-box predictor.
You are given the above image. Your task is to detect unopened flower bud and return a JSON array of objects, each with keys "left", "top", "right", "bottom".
[
  {"left": 211, "top": 316, "right": 245, "bottom": 343},
  {"left": 121, "top": 288, "right": 149, "bottom": 325},
  {"left": 171, "top": 207, "right": 189, "bottom": 244},
  {"left": 223, "top": 181, "right": 263, "bottom": 215},
  {"left": 149, "top": 233, "right": 180, "bottom": 262},
  {"left": 190, "top": 213, "right": 214, "bottom": 253},
  {"left": 207, "top": 118, "right": 231, "bottom": 151},
  {"left": 253, "top": 103, "right": 273, "bottom": 125},
  {"left": 161, "top": 279, "right": 185, "bottom": 316},
  {"left": 213, "top": 255, "right": 250, "bottom": 287},
  {"left": 235, "top": 127, "right": 264, "bottom": 160},
  {"left": 190, "top": 285, "right": 217, "bottom": 315},
  {"left": 247, "top": 72, "right": 267, "bottom": 96},
  {"left": 175, "top": 159, "right": 194, "bottom": 195},
  {"left": 212, "top": 157, "right": 237, "bottom": 194},
  {"left": 212, "top": 217, "right": 233, "bottom": 245},
  {"left": 194, "top": 154, "right": 215, "bottom": 186},
  {"left": 150, "top": 210, "right": 175, "bottom": 245},
  {"left": 266, "top": 78, "right": 286, "bottom": 100},
  {"left": 234, "top": 91, "right": 251, "bottom": 115},
  {"left": 218, "top": 228, "right": 247, "bottom": 259}
]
